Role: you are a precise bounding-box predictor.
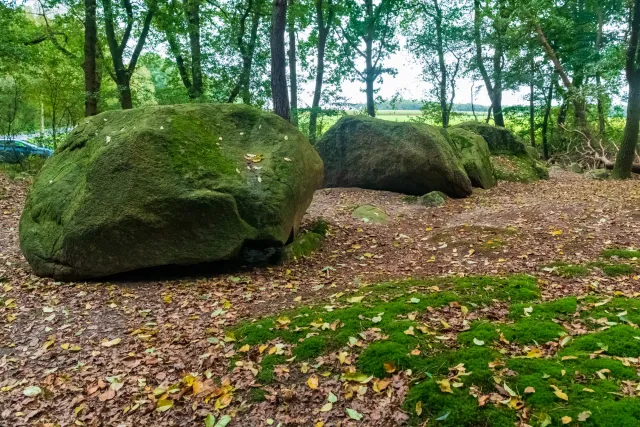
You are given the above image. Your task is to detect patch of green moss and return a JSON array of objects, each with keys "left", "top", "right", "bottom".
[
  {"left": 564, "top": 325, "right": 640, "bottom": 357},
  {"left": 601, "top": 249, "right": 640, "bottom": 259},
  {"left": 292, "top": 335, "right": 328, "bottom": 361},
  {"left": 491, "top": 154, "right": 546, "bottom": 183},
  {"left": 582, "top": 296, "right": 640, "bottom": 326},
  {"left": 459, "top": 319, "right": 564, "bottom": 346},
  {"left": 358, "top": 341, "right": 415, "bottom": 378},
  {"left": 510, "top": 297, "right": 577, "bottom": 321},
  {"left": 257, "top": 354, "right": 286, "bottom": 384},
  {"left": 309, "top": 217, "right": 329, "bottom": 236},
  {"left": 352, "top": 205, "right": 389, "bottom": 224},
  {"left": 250, "top": 387, "right": 267, "bottom": 402},
  {"left": 420, "top": 191, "right": 447, "bottom": 207},
  {"left": 545, "top": 262, "right": 590, "bottom": 278},
  {"left": 589, "top": 262, "right": 636, "bottom": 277},
  {"left": 282, "top": 231, "right": 324, "bottom": 262}
]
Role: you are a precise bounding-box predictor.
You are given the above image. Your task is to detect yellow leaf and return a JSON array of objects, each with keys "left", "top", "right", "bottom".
[
  {"left": 415, "top": 401, "right": 422, "bottom": 416},
  {"left": 101, "top": 338, "right": 121, "bottom": 347},
  {"left": 259, "top": 344, "right": 268, "bottom": 354},
  {"left": 156, "top": 399, "right": 173, "bottom": 412},
  {"left": 524, "top": 386, "right": 535, "bottom": 394},
  {"left": 526, "top": 348, "right": 543, "bottom": 358},
  {"left": 384, "top": 362, "right": 396, "bottom": 373},
  {"left": 319, "top": 402, "right": 333, "bottom": 412},
  {"left": 550, "top": 385, "right": 568, "bottom": 401},
  {"left": 561, "top": 416, "right": 572, "bottom": 424},
  {"left": 582, "top": 388, "right": 594, "bottom": 393},
  {"left": 214, "top": 394, "right": 232, "bottom": 410},
  {"left": 373, "top": 379, "right": 391, "bottom": 393},
  {"left": 315, "top": 423, "right": 324, "bottom": 427},
  {"left": 404, "top": 326, "right": 415, "bottom": 336},
  {"left": 550, "top": 230, "right": 563, "bottom": 236},
  {"left": 436, "top": 378, "right": 452, "bottom": 393},
  {"left": 307, "top": 375, "right": 319, "bottom": 389},
  {"left": 60, "top": 343, "right": 70, "bottom": 350},
  {"left": 347, "top": 296, "right": 365, "bottom": 303},
  {"left": 238, "top": 344, "right": 250, "bottom": 353},
  {"left": 561, "top": 356, "right": 577, "bottom": 361}
]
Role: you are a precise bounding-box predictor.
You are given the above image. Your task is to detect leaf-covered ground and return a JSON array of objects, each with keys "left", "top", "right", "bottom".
[{"left": 1, "top": 169, "right": 640, "bottom": 427}]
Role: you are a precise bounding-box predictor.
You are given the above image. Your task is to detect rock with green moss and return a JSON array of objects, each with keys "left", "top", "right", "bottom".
[
  {"left": 420, "top": 191, "right": 447, "bottom": 207},
  {"left": 454, "top": 122, "right": 548, "bottom": 183},
  {"left": 525, "top": 145, "right": 541, "bottom": 160},
  {"left": 569, "top": 162, "right": 584, "bottom": 174},
  {"left": 282, "top": 231, "right": 324, "bottom": 262},
  {"left": 585, "top": 168, "right": 610, "bottom": 180},
  {"left": 445, "top": 128, "right": 496, "bottom": 189},
  {"left": 19, "top": 104, "right": 324, "bottom": 279},
  {"left": 491, "top": 155, "right": 548, "bottom": 183},
  {"left": 455, "top": 122, "right": 527, "bottom": 156},
  {"left": 315, "top": 116, "right": 472, "bottom": 197},
  {"left": 352, "top": 205, "right": 389, "bottom": 224}
]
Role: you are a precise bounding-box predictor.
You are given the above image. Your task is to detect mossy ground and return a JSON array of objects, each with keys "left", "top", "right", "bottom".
[
  {"left": 491, "top": 154, "right": 547, "bottom": 183},
  {"left": 544, "top": 259, "right": 638, "bottom": 278},
  {"left": 231, "top": 275, "right": 640, "bottom": 426}
]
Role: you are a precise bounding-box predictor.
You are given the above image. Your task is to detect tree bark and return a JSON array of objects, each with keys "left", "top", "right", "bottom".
[
  {"left": 83, "top": 0, "right": 100, "bottom": 116},
  {"left": 473, "top": 0, "right": 504, "bottom": 127},
  {"left": 288, "top": 0, "right": 298, "bottom": 125},
  {"left": 309, "top": 0, "right": 334, "bottom": 143},
  {"left": 166, "top": 29, "right": 193, "bottom": 94},
  {"left": 364, "top": 0, "right": 375, "bottom": 117},
  {"left": 270, "top": 0, "right": 290, "bottom": 120},
  {"left": 102, "top": 0, "right": 154, "bottom": 110},
  {"left": 185, "top": 0, "right": 203, "bottom": 99},
  {"left": 433, "top": 0, "right": 449, "bottom": 127},
  {"left": 542, "top": 76, "right": 554, "bottom": 160},
  {"left": 595, "top": 8, "right": 606, "bottom": 136},
  {"left": 613, "top": 0, "right": 640, "bottom": 178},
  {"left": 529, "top": 57, "right": 535, "bottom": 147}
]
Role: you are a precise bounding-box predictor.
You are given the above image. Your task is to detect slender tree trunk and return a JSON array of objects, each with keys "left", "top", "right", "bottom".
[
  {"left": 117, "top": 74, "right": 133, "bottom": 109},
  {"left": 83, "top": 0, "right": 100, "bottom": 116},
  {"left": 309, "top": 0, "right": 333, "bottom": 143},
  {"left": 542, "top": 77, "right": 554, "bottom": 160},
  {"left": 166, "top": 30, "right": 193, "bottom": 94},
  {"left": 288, "top": 0, "right": 298, "bottom": 125},
  {"left": 470, "top": 81, "right": 478, "bottom": 121},
  {"left": 270, "top": 0, "right": 290, "bottom": 120},
  {"left": 185, "top": 0, "right": 203, "bottom": 98},
  {"left": 596, "top": 8, "right": 606, "bottom": 136},
  {"left": 485, "top": 105, "right": 492, "bottom": 124},
  {"left": 433, "top": 0, "right": 448, "bottom": 127},
  {"left": 364, "top": 0, "right": 375, "bottom": 117},
  {"left": 613, "top": 0, "right": 640, "bottom": 178},
  {"left": 529, "top": 57, "right": 535, "bottom": 147}
]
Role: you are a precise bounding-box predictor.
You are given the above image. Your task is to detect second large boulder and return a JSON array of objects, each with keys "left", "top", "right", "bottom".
[{"left": 315, "top": 116, "right": 472, "bottom": 197}]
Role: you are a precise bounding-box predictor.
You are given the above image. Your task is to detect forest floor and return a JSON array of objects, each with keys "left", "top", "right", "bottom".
[{"left": 1, "top": 169, "right": 640, "bottom": 427}]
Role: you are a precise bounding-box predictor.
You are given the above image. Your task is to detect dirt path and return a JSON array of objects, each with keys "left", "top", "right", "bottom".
[{"left": 1, "top": 170, "right": 639, "bottom": 426}]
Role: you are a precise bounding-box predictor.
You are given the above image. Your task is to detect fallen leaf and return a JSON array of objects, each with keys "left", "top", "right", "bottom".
[
  {"left": 345, "top": 408, "right": 363, "bottom": 421},
  {"left": 101, "top": 338, "right": 121, "bottom": 347},
  {"left": 307, "top": 375, "right": 319, "bottom": 389}
]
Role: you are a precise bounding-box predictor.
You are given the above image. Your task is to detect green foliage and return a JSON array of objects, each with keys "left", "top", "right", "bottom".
[{"left": 601, "top": 249, "right": 640, "bottom": 259}]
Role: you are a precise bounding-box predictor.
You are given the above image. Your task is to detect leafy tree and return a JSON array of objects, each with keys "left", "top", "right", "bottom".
[{"left": 340, "top": 0, "right": 400, "bottom": 117}]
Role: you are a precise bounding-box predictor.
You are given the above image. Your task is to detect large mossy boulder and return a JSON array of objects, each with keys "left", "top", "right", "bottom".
[
  {"left": 445, "top": 128, "right": 496, "bottom": 189},
  {"left": 454, "top": 122, "right": 548, "bottom": 183},
  {"left": 455, "top": 122, "right": 527, "bottom": 155},
  {"left": 315, "top": 116, "right": 472, "bottom": 198},
  {"left": 20, "top": 104, "right": 323, "bottom": 279}
]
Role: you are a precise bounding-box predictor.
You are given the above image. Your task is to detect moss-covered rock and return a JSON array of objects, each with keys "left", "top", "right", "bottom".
[
  {"left": 316, "top": 116, "right": 472, "bottom": 197},
  {"left": 420, "top": 191, "right": 447, "bottom": 207},
  {"left": 455, "top": 122, "right": 527, "bottom": 155},
  {"left": 491, "top": 155, "right": 548, "bottom": 183},
  {"left": 585, "top": 168, "right": 610, "bottom": 180},
  {"left": 569, "top": 162, "right": 584, "bottom": 173},
  {"left": 19, "top": 104, "right": 324, "bottom": 279},
  {"left": 445, "top": 128, "right": 496, "bottom": 189},
  {"left": 282, "top": 231, "right": 324, "bottom": 262},
  {"left": 352, "top": 205, "right": 389, "bottom": 224},
  {"left": 525, "top": 145, "right": 541, "bottom": 160}
]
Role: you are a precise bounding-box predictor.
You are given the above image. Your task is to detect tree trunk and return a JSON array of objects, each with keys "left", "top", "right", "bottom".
[
  {"left": 596, "top": 8, "right": 606, "bottom": 136},
  {"left": 529, "top": 57, "right": 535, "bottom": 146},
  {"left": 185, "top": 0, "right": 203, "bottom": 99},
  {"left": 309, "top": 0, "right": 333, "bottom": 144},
  {"left": 542, "top": 78, "right": 554, "bottom": 160},
  {"left": 166, "top": 30, "right": 193, "bottom": 94},
  {"left": 117, "top": 73, "right": 133, "bottom": 110},
  {"left": 288, "top": 0, "right": 298, "bottom": 125},
  {"left": 364, "top": 0, "right": 375, "bottom": 117},
  {"left": 433, "top": 0, "right": 448, "bottom": 127},
  {"left": 270, "top": 0, "right": 290, "bottom": 120},
  {"left": 485, "top": 105, "right": 492, "bottom": 124},
  {"left": 613, "top": 0, "right": 640, "bottom": 178},
  {"left": 83, "top": 0, "right": 100, "bottom": 116}
]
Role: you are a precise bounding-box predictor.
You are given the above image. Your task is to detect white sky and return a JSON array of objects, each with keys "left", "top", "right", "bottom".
[{"left": 297, "top": 45, "right": 529, "bottom": 108}]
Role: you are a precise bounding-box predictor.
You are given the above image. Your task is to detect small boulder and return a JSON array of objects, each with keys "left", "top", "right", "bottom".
[
  {"left": 20, "top": 104, "right": 324, "bottom": 279},
  {"left": 491, "top": 155, "right": 548, "bottom": 183},
  {"left": 585, "top": 168, "right": 610, "bottom": 180},
  {"left": 316, "top": 116, "right": 472, "bottom": 197},
  {"left": 525, "top": 146, "right": 541, "bottom": 160},
  {"left": 455, "top": 122, "right": 527, "bottom": 155},
  {"left": 445, "top": 128, "right": 496, "bottom": 189},
  {"left": 569, "top": 163, "right": 584, "bottom": 174},
  {"left": 420, "top": 191, "right": 447, "bottom": 207},
  {"left": 352, "top": 205, "right": 389, "bottom": 224}
]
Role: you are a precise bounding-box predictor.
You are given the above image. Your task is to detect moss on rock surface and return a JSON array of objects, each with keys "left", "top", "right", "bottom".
[
  {"left": 19, "top": 104, "right": 324, "bottom": 279},
  {"left": 420, "top": 191, "right": 447, "bottom": 207},
  {"left": 315, "top": 116, "right": 472, "bottom": 197},
  {"left": 445, "top": 128, "right": 496, "bottom": 189},
  {"left": 352, "top": 205, "right": 389, "bottom": 224},
  {"left": 491, "top": 154, "right": 548, "bottom": 183},
  {"left": 455, "top": 122, "right": 527, "bottom": 156}
]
